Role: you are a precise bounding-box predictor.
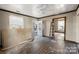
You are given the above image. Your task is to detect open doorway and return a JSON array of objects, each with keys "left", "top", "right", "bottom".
[{"left": 50, "top": 17, "right": 66, "bottom": 40}]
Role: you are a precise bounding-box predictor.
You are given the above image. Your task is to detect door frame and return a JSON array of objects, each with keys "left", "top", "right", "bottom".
[{"left": 53, "top": 16, "right": 66, "bottom": 40}]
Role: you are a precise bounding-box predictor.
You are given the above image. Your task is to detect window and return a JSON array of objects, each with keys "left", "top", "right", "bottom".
[{"left": 9, "top": 15, "right": 24, "bottom": 29}]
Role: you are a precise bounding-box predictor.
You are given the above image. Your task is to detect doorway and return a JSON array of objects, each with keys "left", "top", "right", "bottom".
[
  {"left": 32, "top": 20, "right": 43, "bottom": 38},
  {"left": 50, "top": 17, "right": 66, "bottom": 40},
  {"left": 54, "top": 17, "right": 66, "bottom": 40}
]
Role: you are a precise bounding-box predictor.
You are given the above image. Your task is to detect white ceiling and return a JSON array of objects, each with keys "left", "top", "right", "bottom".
[{"left": 0, "top": 4, "right": 78, "bottom": 18}]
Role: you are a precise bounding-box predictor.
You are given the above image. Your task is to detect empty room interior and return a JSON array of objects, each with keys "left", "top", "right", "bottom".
[{"left": 0, "top": 4, "right": 79, "bottom": 54}]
